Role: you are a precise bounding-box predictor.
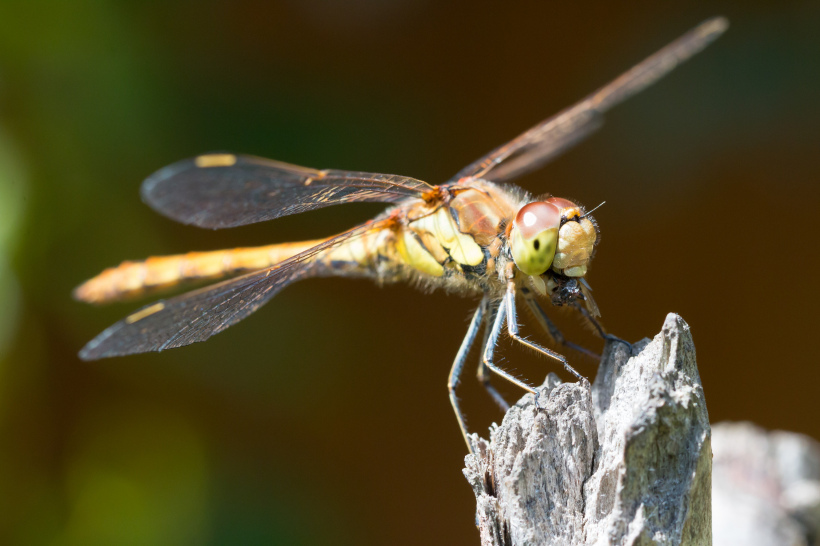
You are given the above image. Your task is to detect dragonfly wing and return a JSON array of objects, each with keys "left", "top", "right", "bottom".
[
  {"left": 78, "top": 222, "right": 385, "bottom": 359},
  {"left": 452, "top": 16, "right": 728, "bottom": 184},
  {"left": 142, "top": 153, "right": 434, "bottom": 229}
]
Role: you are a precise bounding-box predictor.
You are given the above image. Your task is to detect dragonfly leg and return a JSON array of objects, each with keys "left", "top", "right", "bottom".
[
  {"left": 520, "top": 287, "right": 601, "bottom": 361},
  {"left": 505, "top": 281, "right": 587, "bottom": 384},
  {"left": 482, "top": 297, "right": 538, "bottom": 398},
  {"left": 572, "top": 302, "right": 633, "bottom": 356},
  {"left": 475, "top": 301, "right": 510, "bottom": 411},
  {"left": 448, "top": 298, "right": 487, "bottom": 454}
]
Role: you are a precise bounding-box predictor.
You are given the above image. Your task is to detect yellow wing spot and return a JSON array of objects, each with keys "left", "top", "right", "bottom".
[
  {"left": 195, "top": 154, "right": 237, "bottom": 168},
  {"left": 125, "top": 302, "right": 166, "bottom": 324},
  {"left": 304, "top": 178, "right": 313, "bottom": 186}
]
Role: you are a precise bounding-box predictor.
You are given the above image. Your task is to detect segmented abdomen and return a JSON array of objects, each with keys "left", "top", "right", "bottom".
[{"left": 74, "top": 239, "right": 325, "bottom": 304}]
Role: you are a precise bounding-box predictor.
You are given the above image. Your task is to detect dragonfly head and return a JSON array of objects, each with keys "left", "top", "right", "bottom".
[{"left": 510, "top": 197, "right": 598, "bottom": 278}]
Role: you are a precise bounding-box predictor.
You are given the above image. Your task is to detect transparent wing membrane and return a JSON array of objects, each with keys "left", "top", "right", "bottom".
[
  {"left": 142, "top": 153, "right": 433, "bottom": 229},
  {"left": 452, "top": 17, "right": 729, "bottom": 184},
  {"left": 79, "top": 221, "right": 389, "bottom": 359}
]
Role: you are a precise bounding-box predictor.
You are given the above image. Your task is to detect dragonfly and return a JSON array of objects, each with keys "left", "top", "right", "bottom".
[{"left": 75, "top": 17, "right": 727, "bottom": 452}]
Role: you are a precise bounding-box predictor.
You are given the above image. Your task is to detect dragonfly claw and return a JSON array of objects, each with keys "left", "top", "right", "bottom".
[
  {"left": 534, "top": 389, "right": 546, "bottom": 412},
  {"left": 604, "top": 334, "right": 633, "bottom": 356}
]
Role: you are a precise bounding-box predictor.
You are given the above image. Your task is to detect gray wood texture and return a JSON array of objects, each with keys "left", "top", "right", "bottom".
[
  {"left": 463, "top": 313, "right": 711, "bottom": 546},
  {"left": 712, "top": 421, "right": 820, "bottom": 546}
]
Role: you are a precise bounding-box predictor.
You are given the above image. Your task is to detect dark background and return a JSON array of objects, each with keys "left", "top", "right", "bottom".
[{"left": 0, "top": 1, "right": 818, "bottom": 544}]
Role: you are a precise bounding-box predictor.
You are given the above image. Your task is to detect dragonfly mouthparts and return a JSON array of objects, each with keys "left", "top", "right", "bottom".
[{"left": 549, "top": 274, "right": 583, "bottom": 307}]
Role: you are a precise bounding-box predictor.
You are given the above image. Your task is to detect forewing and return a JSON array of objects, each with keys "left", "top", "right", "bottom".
[
  {"left": 78, "top": 221, "right": 387, "bottom": 359},
  {"left": 452, "top": 16, "right": 728, "bottom": 184},
  {"left": 141, "top": 153, "right": 433, "bottom": 229}
]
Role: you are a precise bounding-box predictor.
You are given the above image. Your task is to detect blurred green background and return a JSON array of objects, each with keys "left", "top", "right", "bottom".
[{"left": 0, "top": 1, "right": 818, "bottom": 544}]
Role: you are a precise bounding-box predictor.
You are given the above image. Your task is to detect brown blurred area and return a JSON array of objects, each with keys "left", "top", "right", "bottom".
[{"left": 0, "top": 1, "right": 818, "bottom": 544}]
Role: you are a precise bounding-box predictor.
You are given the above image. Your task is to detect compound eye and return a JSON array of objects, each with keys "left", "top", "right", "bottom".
[
  {"left": 546, "top": 197, "right": 582, "bottom": 220},
  {"left": 514, "top": 201, "right": 561, "bottom": 237},
  {"left": 511, "top": 201, "right": 561, "bottom": 276},
  {"left": 545, "top": 197, "right": 577, "bottom": 210}
]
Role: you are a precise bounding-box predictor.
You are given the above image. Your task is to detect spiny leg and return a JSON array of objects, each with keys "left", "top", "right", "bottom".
[
  {"left": 505, "top": 281, "right": 586, "bottom": 383},
  {"left": 482, "top": 297, "right": 538, "bottom": 396},
  {"left": 448, "top": 298, "right": 487, "bottom": 454},
  {"left": 572, "top": 302, "right": 633, "bottom": 355},
  {"left": 520, "top": 287, "right": 601, "bottom": 361},
  {"left": 475, "top": 300, "right": 510, "bottom": 411}
]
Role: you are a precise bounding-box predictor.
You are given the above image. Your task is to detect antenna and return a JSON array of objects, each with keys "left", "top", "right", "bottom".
[{"left": 581, "top": 201, "right": 605, "bottom": 218}]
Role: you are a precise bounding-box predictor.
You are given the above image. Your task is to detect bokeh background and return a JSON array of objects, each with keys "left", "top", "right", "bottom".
[{"left": 0, "top": 1, "right": 818, "bottom": 544}]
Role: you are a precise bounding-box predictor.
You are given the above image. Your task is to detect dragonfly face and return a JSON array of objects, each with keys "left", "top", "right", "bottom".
[
  {"left": 550, "top": 198, "right": 598, "bottom": 279},
  {"left": 509, "top": 198, "right": 597, "bottom": 279},
  {"left": 74, "top": 17, "right": 728, "bottom": 453},
  {"left": 507, "top": 196, "right": 599, "bottom": 317}
]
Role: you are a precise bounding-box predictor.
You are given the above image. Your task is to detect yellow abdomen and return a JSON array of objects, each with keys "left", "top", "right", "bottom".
[{"left": 74, "top": 239, "right": 326, "bottom": 304}]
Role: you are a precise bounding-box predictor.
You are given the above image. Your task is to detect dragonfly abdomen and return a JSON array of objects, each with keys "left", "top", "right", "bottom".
[{"left": 74, "top": 239, "right": 326, "bottom": 304}]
